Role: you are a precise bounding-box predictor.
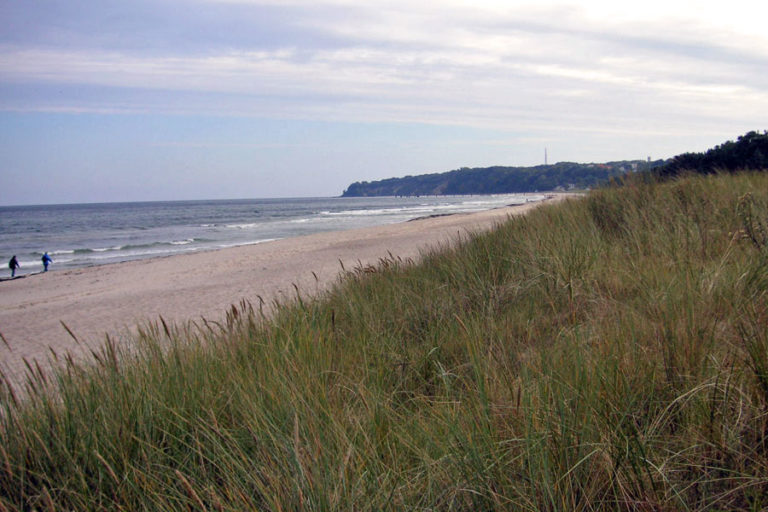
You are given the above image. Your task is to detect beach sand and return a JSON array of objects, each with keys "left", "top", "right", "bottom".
[{"left": 0, "top": 195, "right": 571, "bottom": 386}]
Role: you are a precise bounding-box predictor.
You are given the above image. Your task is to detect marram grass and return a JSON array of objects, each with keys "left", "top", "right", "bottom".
[{"left": 1, "top": 172, "right": 768, "bottom": 510}]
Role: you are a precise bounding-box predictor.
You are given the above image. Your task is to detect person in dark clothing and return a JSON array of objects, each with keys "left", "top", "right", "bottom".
[
  {"left": 42, "top": 252, "right": 52, "bottom": 272},
  {"left": 9, "top": 255, "right": 20, "bottom": 278}
]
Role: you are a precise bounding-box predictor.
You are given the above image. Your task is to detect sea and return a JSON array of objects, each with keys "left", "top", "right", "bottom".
[{"left": 0, "top": 194, "right": 544, "bottom": 279}]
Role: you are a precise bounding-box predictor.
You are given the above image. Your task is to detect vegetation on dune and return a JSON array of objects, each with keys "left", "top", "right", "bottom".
[
  {"left": 655, "top": 131, "right": 768, "bottom": 179},
  {"left": 1, "top": 172, "right": 768, "bottom": 510}
]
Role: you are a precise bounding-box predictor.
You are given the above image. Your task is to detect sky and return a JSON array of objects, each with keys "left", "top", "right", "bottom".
[{"left": 1, "top": 0, "right": 767, "bottom": 205}]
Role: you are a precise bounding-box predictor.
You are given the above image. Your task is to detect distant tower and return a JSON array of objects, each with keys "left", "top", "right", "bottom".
[{"left": 545, "top": 148, "right": 548, "bottom": 166}]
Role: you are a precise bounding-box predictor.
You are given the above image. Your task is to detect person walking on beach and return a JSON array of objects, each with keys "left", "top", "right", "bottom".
[
  {"left": 41, "top": 252, "right": 52, "bottom": 272},
  {"left": 8, "top": 255, "right": 20, "bottom": 277}
]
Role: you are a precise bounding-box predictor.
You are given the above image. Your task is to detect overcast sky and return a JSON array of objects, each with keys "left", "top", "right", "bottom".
[{"left": 1, "top": 0, "right": 766, "bottom": 205}]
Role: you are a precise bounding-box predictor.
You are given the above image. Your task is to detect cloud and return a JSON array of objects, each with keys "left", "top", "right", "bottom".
[{"left": 1, "top": 0, "right": 767, "bottom": 136}]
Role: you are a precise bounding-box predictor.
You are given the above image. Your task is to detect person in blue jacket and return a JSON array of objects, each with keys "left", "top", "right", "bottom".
[{"left": 42, "top": 252, "right": 52, "bottom": 272}]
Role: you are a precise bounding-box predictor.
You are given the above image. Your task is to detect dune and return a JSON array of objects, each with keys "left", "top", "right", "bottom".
[{"left": 0, "top": 195, "right": 570, "bottom": 386}]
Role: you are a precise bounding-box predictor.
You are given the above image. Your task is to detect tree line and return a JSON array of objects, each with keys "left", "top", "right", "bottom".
[
  {"left": 341, "top": 131, "right": 768, "bottom": 197},
  {"left": 342, "top": 160, "right": 661, "bottom": 197},
  {"left": 654, "top": 130, "right": 768, "bottom": 179}
]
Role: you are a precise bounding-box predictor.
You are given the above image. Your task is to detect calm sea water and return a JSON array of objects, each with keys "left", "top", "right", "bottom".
[{"left": 0, "top": 194, "right": 543, "bottom": 279}]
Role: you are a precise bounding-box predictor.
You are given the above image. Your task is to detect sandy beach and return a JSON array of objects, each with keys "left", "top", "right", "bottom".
[{"left": 0, "top": 195, "right": 569, "bottom": 386}]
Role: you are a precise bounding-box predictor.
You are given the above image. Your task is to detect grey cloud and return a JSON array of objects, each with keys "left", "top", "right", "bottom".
[{"left": 0, "top": 0, "right": 766, "bottom": 137}]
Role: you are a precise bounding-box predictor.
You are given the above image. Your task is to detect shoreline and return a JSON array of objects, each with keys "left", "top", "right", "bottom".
[
  {"left": 1, "top": 194, "right": 544, "bottom": 282},
  {"left": 1, "top": 196, "right": 549, "bottom": 284},
  {"left": 0, "top": 194, "right": 574, "bottom": 386}
]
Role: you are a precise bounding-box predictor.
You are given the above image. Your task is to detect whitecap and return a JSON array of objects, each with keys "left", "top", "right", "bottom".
[{"left": 225, "top": 223, "right": 259, "bottom": 229}]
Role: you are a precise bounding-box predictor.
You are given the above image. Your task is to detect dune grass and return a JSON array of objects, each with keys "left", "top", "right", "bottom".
[{"left": 1, "top": 171, "right": 767, "bottom": 510}]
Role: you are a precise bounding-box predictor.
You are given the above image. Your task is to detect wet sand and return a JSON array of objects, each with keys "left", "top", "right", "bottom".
[{"left": 0, "top": 195, "right": 571, "bottom": 386}]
